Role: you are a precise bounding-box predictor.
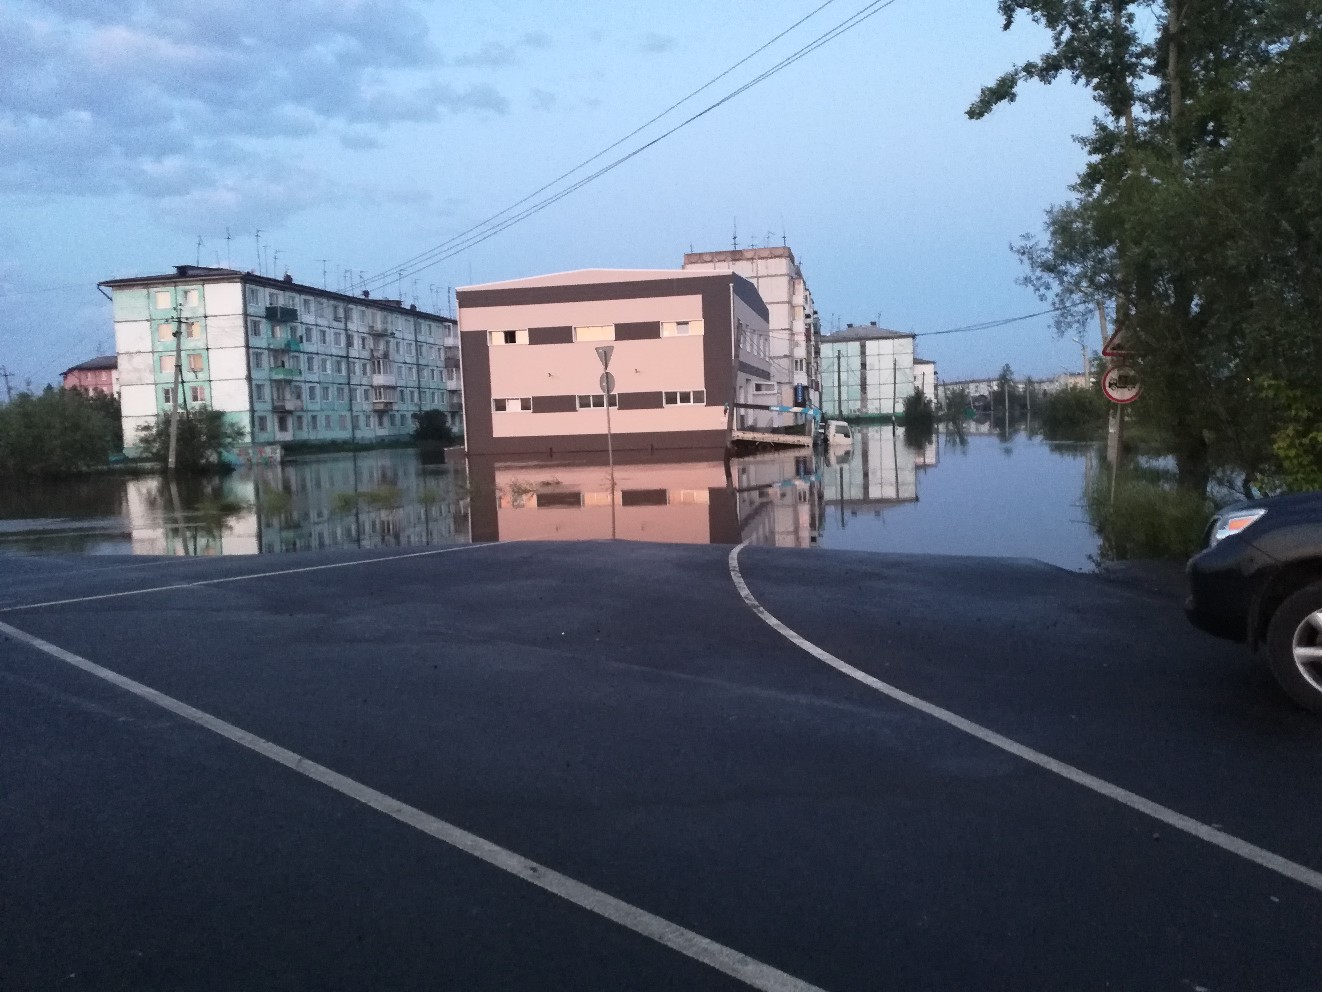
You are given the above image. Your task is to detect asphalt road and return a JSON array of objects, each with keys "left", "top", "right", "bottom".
[{"left": 1, "top": 542, "right": 1319, "bottom": 992}]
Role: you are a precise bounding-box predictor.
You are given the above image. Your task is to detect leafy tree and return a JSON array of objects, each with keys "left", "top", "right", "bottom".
[
  {"left": 0, "top": 387, "right": 116, "bottom": 476},
  {"left": 136, "top": 406, "right": 247, "bottom": 474},
  {"left": 972, "top": 0, "right": 1315, "bottom": 492},
  {"left": 411, "top": 409, "right": 455, "bottom": 444},
  {"left": 1037, "top": 385, "right": 1108, "bottom": 440}
]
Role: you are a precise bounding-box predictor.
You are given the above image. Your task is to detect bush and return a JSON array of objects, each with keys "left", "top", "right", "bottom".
[
  {"left": 1037, "top": 385, "right": 1108, "bottom": 440},
  {"left": 1086, "top": 472, "right": 1218, "bottom": 561},
  {"left": 903, "top": 387, "right": 935, "bottom": 433},
  {"left": 0, "top": 387, "right": 117, "bottom": 476},
  {"left": 136, "top": 406, "right": 246, "bottom": 474},
  {"left": 412, "top": 409, "right": 455, "bottom": 444}
]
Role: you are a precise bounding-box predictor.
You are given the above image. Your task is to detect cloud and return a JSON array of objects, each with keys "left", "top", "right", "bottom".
[
  {"left": 0, "top": 0, "right": 506, "bottom": 214},
  {"left": 638, "top": 32, "right": 676, "bottom": 54},
  {"left": 452, "top": 30, "right": 552, "bottom": 68},
  {"left": 340, "top": 130, "right": 383, "bottom": 151},
  {"left": 529, "top": 88, "right": 558, "bottom": 112}
]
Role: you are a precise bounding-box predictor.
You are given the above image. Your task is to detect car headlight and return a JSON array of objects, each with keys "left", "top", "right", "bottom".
[{"left": 1210, "top": 508, "right": 1267, "bottom": 546}]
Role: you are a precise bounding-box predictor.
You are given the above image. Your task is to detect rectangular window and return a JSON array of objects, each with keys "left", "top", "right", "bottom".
[
  {"left": 302, "top": 298, "right": 312, "bottom": 313},
  {"left": 317, "top": 300, "right": 326, "bottom": 317},
  {"left": 277, "top": 414, "right": 289, "bottom": 432},
  {"left": 183, "top": 288, "right": 200, "bottom": 307},
  {"left": 254, "top": 384, "right": 267, "bottom": 401},
  {"left": 663, "top": 390, "right": 706, "bottom": 406},
  {"left": 186, "top": 321, "right": 201, "bottom": 339},
  {"left": 337, "top": 386, "right": 346, "bottom": 401},
  {"left": 339, "top": 415, "right": 348, "bottom": 430},
  {"left": 160, "top": 355, "right": 175, "bottom": 373},
  {"left": 492, "top": 397, "right": 533, "bottom": 412},
  {"left": 489, "top": 330, "right": 529, "bottom": 346},
  {"left": 295, "top": 415, "right": 305, "bottom": 431},
  {"left": 322, "top": 358, "right": 331, "bottom": 373},
  {"left": 256, "top": 415, "right": 268, "bottom": 432},
  {"left": 154, "top": 290, "right": 171, "bottom": 309},
  {"left": 335, "top": 360, "right": 344, "bottom": 374},
  {"left": 157, "top": 322, "right": 173, "bottom": 341},
  {"left": 661, "top": 320, "right": 705, "bottom": 337},
  {"left": 333, "top": 331, "right": 342, "bottom": 346},
  {"left": 188, "top": 354, "right": 203, "bottom": 372},
  {"left": 359, "top": 335, "right": 367, "bottom": 349},
  {"left": 190, "top": 385, "right": 206, "bottom": 403},
  {"left": 268, "top": 291, "right": 279, "bottom": 306},
  {"left": 252, "top": 351, "right": 265, "bottom": 370},
  {"left": 353, "top": 415, "right": 361, "bottom": 429},
  {"left": 249, "top": 318, "right": 262, "bottom": 338},
  {"left": 752, "top": 382, "right": 776, "bottom": 394},
  {"left": 247, "top": 287, "right": 259, "bottom": 305},
  {"left": 308, "top": 386, "right": 319, "bottom": 402},
  {"left": 333, "top": 304, "right": 342, "bottom": 320},
  {"left": 575, "top": 394, "right": 618, "bottom": 409},
  {"left": 793, "top": 358, "right": 805, "bottom": 372},
  {"left": 284, "top": 293, "right": 295, "bottom": 307},
  {"left": 319, "top": 329, "right": 328, "bottom": 345},
  {"left": 310, "top": 415, "right": 318, "bottom": 431},
  {"left": 162, "top": 387, "right": 174, "bottom": 405},
  {"left": 292, "top": 385, "right": 303, "bottom": 400},
  {"left": 573, "top": 325, "right": 614, "bottom": 342},
  {"left": 406, "top": 343, "right": 414, "bottom": 357}
]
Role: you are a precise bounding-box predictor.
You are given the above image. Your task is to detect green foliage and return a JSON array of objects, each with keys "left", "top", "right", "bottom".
[
  {"left": 412, "top": 409, "right": 455, "bottom": 444},
  {"left": 902, "top": 387, "right": 935, "bottom": 433},
  {"left": 1037, "top": 385, "right": 1108, "bottom": 440},
  {"left": 974, "top": 1, "right": 1320, "bottom": 493},
  {"left": 0, "top": 387, "right": 117, "bottom": 476},
  {"left": 1087, "top": 471, "right": 1219, "bottom": 561},
  {"left": 136, "top": 406, "right": 246, "bottom": 474},
  {"left": 1261, "top": 381, "right": 1322, "bottom": 492}
]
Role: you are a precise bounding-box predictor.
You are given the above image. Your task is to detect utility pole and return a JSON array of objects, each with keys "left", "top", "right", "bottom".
[
  {"left": 168, "top": 304, "right": 184, "bottom": 473},
  {"left": 0, "top": 366, "right": 13, "bottom": 403}
]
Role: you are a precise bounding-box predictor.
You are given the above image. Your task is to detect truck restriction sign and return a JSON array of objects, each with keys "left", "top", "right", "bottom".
[{"left": 1102, "top": 365, "right": 1142, "bottom": 404}]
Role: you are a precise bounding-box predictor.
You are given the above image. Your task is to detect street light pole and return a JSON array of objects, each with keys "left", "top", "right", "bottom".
[
  {"left": 596, "top": 345, "right": 616, "bottom": 539},
  {"left": 168, "top": 303, "right": 184, "bottom": 473}
]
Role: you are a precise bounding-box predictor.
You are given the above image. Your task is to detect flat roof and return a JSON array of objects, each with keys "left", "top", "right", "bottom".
[
  {"left": 458, "top": 268, "right": 719, "bottom": 292},
  {"left": 821, "top": 324, "right": 915, "bottom": 342},
  {"left": 98, "top": 266, "right": 453, "bottom": 322}
]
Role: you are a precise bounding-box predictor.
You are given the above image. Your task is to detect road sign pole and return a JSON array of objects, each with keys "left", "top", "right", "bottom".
[{"left": 596, "top": 347, "right": 616, "bottom": 539}]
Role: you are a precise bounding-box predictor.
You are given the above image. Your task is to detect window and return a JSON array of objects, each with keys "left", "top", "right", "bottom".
[
  {"left": 154, "top": 290, "right": 171, "bottom": 309},
  {"left": 308, "top": 386, "right": 319, "bottom": 402},
  {"left": 186, "top": 321, "right": 201, "bottom": 339},
  {"left": 661, "top": 320, "right": 705, "bottom": 337},
  {"left": 576, "top": 394, "right": 618, "bottom": 409},
  {"left": 445, "top": 368, "right": 456, "bottom": 382},
  {"left": 333, "top": 304, "right": 342, "bottom": 320},
  {"left": 190, "top": 385, "right": 206, "bottom": 403},
  {"left": 359, "top": 335, "right": 367, "bottom": 349},
  {"left": 752, "top": 382, "right": 777, "bottom": 395},
  {"left": 268, "top": 291, "right": 279, "bottom": 306},
  {"left": 188, "top": 354, "right": 203, "bottom": 372},
  {"left": 310, "top": 415, "right": 318, "bottom": 431},
  {"left": 322, "top": 358, "right": 331, "bottom": 373},
  {"left": 302, "top": 298, "right": 312, "bottom": 313},
  {"left": 157, "top": 322, "right": 174, "bottom": 341},
  {"left": 492, "top": 397, "right": 533, "bottom": 412},
  {"left": 295, "top": 415, "right": 305, "bottom": 430},
  {"left": 353, "top": 415, "right": 361, "bottom": 429},
  {"left": 252, "top": 351, "right": 265, "bottom": 370},
  {"left": 489, "top": 330, "right": 529, "bottom": 346},
  {"left": 254, "top": 384, "right": 267, "bottom": 401},
  {"left": 277, "top": 414, "right": 289, "bottom": 432},
  {"left": 284, "top": 293, "right": 295, "bottom": 306},
  {"left": 339, "top": 415, "right": 348, "bottom": 429},
  {"left": 183, "top": 288, "right": 200, "bottom": 307},
  {"left": 337, "top": 386, "right": 346, "bottom": 401},
  {"left": 256, "top": 415, "right": 268, "bottom": 432},
  {"left": 793, "top": 358, "right": 805, "bottom": 373},
  {"left": 292, "top": 385, "right": 303, "bottom": 400},
  {"left": 247, "top": 287, "right": 259, "bottom": 305},
  {"left": 377, "top": 414, "right": 385, "bottom": 427},
  {"left": 317, "top": 300, "right": 326, "bottom": 317},
  {"left": 272, "top": 324, "right": 285, "bottom": 340},
  {"left": 573, "top": 325, "right": 614, "bottom": 342},
  {"left": 249, "top": 318, "right": 262, "bottom": 338},
  {"left": 160, "top": 355, "right": 175, "bottom": 373},
  {"left": 335, "top": 360, "right": 344, "bottom": 374},
  {"left": 663, "top": 390, "right": 706, "bottom": 406},
  {"left": 320, "top": 329, "right": 328, "bottom": 345},
  {"left": 162, "top": 387, "right": 174, "bottom": 404},
  {"left": 333, "top": 332, "right": 342, "bottom": 347}
]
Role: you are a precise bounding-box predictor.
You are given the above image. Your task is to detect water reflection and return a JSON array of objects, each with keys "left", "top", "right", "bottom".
[{"left": 466, "top": 449, "right": 822, "bottom": 547}]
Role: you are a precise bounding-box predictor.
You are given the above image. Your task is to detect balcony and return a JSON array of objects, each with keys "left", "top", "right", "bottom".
[
  {"left": 270, "top": 337, "right": 302, "bottom": 351},
  {"left": 269, "top": 365, "right": 299, "bottom": 380},
  {"left": 371, "top": 399, "right": 395, "bottom": 411},
  {"left": 265, "top": 305, "right": 298, "bottom": 324},
  {"left": 371, "top": 373, "right": 396, "bottom": 388},
  {"left": 272, "top": 398, "right": 303, "bottom": 413}
]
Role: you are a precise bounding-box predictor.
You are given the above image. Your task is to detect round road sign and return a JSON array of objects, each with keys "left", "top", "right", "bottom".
[
  {"left": 599, "top": 371, "right": 616, "bottom": 394},
  {"left": 1102, "top": 365, "right": 1141, "bottom": 404}
]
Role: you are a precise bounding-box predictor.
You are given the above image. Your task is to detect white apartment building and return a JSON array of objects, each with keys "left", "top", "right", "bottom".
[
  {"left": 99, "top": 266, "right": 462, "bottom": 454},
  {"left": 819, "top": 323, "right": 919, "bottom": 419},
  {"left": 682, "top": 247, "right": 821, "bottom": 423}
]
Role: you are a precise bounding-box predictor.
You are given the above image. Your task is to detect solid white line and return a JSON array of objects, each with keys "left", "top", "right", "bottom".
[
  {"left": 0, "top": 544, "right": 491, "bottom": 613},
  {"left": 727, "top": 543, "right": 1322, "bottom": 896},
  {"left": 0, "top": 618, "right": 828, "bottom": 992}
]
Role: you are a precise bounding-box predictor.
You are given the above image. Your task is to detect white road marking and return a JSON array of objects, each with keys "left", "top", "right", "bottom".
[
  {"left": 0, "top": 544, "right": 491, "bottom": 613},
  {"left": 0, "top": 618, "right": 828, "bottom": 992},
  {"left": 727, "top": 543, "right": 1322, "bottom": 896}
]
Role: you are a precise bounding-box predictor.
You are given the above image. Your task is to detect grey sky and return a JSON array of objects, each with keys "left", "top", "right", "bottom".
[{"left": 0, "top": 0, "right": 1101, "bottom": 389}]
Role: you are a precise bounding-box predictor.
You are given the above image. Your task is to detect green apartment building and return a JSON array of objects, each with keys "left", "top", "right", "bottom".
[{"left": 99, "top": 265, "right": 461, "bottom": 455}]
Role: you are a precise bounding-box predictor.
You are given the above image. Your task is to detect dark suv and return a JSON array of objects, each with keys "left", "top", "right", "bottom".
[{"left": 1186, "top": 491, "right": 1322, "bottom": 713}]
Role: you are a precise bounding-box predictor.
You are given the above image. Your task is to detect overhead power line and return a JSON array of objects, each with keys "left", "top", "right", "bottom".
[
  {"left": 914, "top": 305, "right": 1082, "bottom": 338},
  {"left": 360, "top": 0, "right": 903, "bottom": 291},
  {"left": 358, "top": 0, "right": 843, "bottom": 293}
]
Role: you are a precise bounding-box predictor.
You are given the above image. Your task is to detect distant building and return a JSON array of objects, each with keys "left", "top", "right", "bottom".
[
  {"left": 819, "top": 323, "right": 917, "bottom": 418},
  {"left": 98, "top": 266, "right": 460, "bottom": 454},
  {"left": 936, "top": 371, "right": 1086, "bottom": 409},
  {"left": 61, "top": 356, "right": 118, "bottom": 396},
  {"left": 914, "top": 357, "right": 937, "bottom": 399},
  {"left": 682, "top": 247, "right": 821, "bottom": 423},
  {"left": 455, "top": 268, "right": 773, "bottom": 456}
]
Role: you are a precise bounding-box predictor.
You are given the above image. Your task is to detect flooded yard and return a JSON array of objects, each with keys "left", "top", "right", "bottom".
[{"left": 0, "top": 426, "right": 1104, "bottom": 569}]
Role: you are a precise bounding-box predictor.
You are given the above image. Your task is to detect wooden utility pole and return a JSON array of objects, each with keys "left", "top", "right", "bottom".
[
  {"left": 167, "top": 304, "right": 184, "bottom": 473},
  {"left": 0, "top": 366, "right": 13, "bottom": 403}
]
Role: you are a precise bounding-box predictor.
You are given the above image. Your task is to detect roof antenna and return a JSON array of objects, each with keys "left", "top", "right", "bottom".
[
  {"left": 196, "top": 235, "right": 203, "bottom": 266},
  {"left": 318, "top": 259, "right": 328, "bottom": 288},
  {"left": 254, "top": 230, "right": 262, "bottom": 274},
  {"left": 225, "top": 227, "right": 232, "bottom": 268},
  {"left": 732, "top": 217, "right": 738, "bottom": 251}
]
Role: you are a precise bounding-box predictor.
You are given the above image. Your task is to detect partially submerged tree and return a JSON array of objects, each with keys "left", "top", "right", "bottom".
[
  {"left": 0, "top": 387, "right": 116, "bottom": 476},
  {"left": 137, "top": 407, "right": 246, "bottom": 474}
]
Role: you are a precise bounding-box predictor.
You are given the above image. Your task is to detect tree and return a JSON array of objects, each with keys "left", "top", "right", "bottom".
[
  {"left": 136, "top": 406, "right": 246, "bottom": 473},
  {"left": 411, "top": 409, "right": 455, "bottom": 444},
  {"left": 972, "top": 1, "right": 1312, "bottom": 492},
  {"left": 0, "top": 387, "right": 116, "bottom": 476}
]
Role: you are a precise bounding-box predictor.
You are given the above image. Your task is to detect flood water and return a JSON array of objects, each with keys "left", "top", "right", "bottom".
[{"left": 0, "top": 426, "right": 1104, "bottom": 569}]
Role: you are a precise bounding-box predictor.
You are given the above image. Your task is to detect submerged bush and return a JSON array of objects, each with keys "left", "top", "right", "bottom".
[{"left": 1087, "top": 472, "right": 1218, "bottom": 561}]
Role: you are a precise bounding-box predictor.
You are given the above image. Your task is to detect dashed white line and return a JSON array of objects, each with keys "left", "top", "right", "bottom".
[
  {"left": 0, "top": 543, "right": 490, "bottom": 613},
  {"left": 727, "top": 542, "right": 1322, "bottom": 896},
  {"left": 0, "top": 618, "right": 829, "bottom": 992}
]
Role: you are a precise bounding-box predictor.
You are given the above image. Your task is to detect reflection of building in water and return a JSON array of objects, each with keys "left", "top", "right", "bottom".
[
  {"left": 468, "top": 450, "right": 820, "bottom": 547},
  {"left": 822, "top": 425, "right": 933, "bottom": 509},
  {"left": 126, "top": 449, "right": 468, "bottom": 555}
]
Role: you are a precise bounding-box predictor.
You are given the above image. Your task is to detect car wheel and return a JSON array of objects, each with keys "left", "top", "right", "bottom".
[{"left": 1265, "top": 581, "right": 1322, "bottom": 714}]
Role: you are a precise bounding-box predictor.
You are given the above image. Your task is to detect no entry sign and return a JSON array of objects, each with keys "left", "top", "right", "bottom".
[{"left": 1102, "top": 365, "right": 1142, "bottom": 404}]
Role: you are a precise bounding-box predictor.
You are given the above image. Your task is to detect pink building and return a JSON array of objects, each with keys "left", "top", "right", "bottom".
[
  {"left": 456, "top": 269, "right": 774, "bottom": 456},
  {"left": 61, "top": 356, "right": 119, "bottom": 396}
]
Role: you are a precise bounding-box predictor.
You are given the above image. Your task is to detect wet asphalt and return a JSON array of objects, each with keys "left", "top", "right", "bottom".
[{"left": 1, "top": 542, "right": 1319, "bottom": 992}]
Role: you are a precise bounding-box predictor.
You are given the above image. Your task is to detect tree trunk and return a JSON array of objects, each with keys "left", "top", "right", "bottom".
[{"left": 1175, "top": 436, "right": 1211, "bottom": 494}]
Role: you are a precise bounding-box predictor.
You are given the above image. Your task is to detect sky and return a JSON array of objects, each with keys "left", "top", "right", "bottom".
[{"left": 0, "top": 0, "right": 1107, "bottom": 392}]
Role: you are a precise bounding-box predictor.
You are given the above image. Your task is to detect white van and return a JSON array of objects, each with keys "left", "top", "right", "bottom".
[{"left": 822, "top": 420, "right": 852, "bottom": 447}]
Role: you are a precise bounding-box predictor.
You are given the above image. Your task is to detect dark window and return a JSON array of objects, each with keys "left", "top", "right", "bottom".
[{"left": 620, "top": 489, "right": 668, "bottom": 507}]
